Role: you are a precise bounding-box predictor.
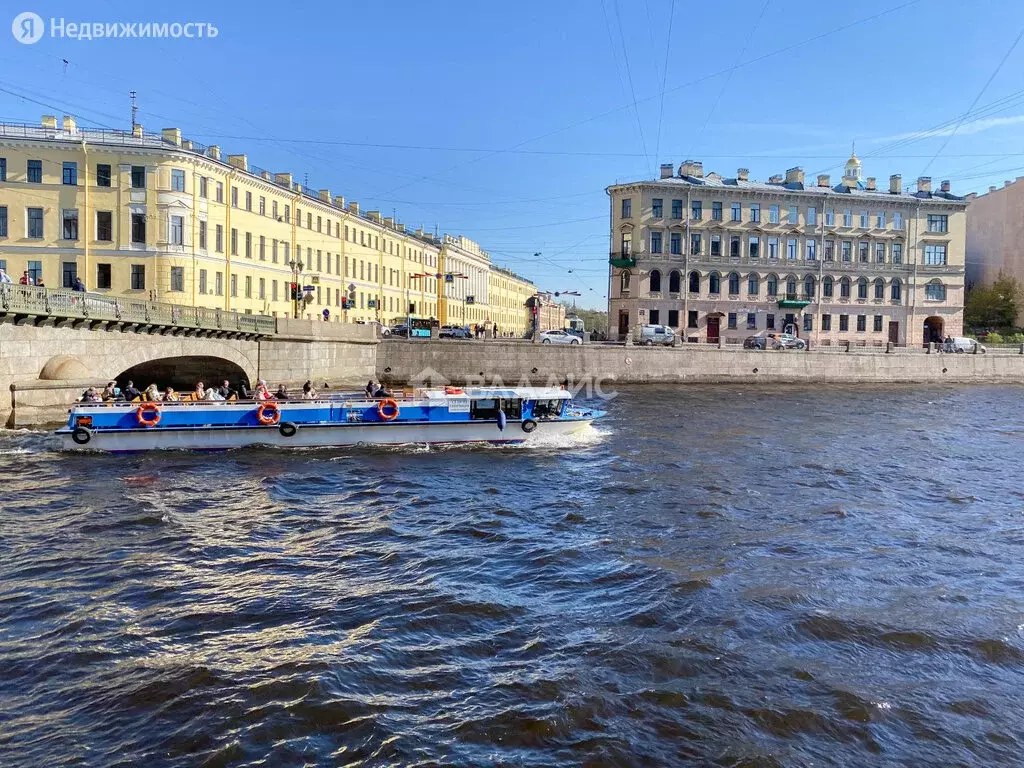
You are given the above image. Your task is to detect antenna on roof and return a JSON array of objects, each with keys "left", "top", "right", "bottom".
[{"left": 129, "top": 90, "right": 138, "bottom": 131}]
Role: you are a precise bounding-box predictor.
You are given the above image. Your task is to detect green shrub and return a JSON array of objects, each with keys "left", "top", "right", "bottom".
[
  {"left": 1009, "top": 332, "right": 1024, "bottom": 344},
  {"left": 986, "top": 332, "right": 1005, "bottom": 344}
]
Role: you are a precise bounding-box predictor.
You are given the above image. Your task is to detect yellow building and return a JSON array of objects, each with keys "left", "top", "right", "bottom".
[
  {"left": 488, "top": 265, "right": 537, "bottom": 337},
  {"left": 0, "top": 115, "right": 548, "bottom": 332}
]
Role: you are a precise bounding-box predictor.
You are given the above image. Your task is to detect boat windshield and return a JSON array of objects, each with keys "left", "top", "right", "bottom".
[
  {"left": 533, "top": 399, "right": 564, "bottom": 419},
  {"left": 470, "top": 398, "right": 522, "bottom": 419}
]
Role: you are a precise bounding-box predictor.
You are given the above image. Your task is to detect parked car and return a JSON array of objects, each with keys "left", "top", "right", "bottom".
[
  {"left": 439, "top": 325, "right": 471, "bottom": 339},
  {"left": 356, "top": 320, "right": 391, "bottom": 336},
  {"left": 390, "top": 324, "right": 410, "bottom": 338},
  {"left": 639, "top": 324, "right": 676, "bottom": 346},
  {"left": 744, "top": 331, "right": 806, "bottom": 350},
  {"left": 945, "top": 337, "right": 986, "bottom": 354},
  {"left": 539, "top": 329, "right": 582, "bottom": 345}
]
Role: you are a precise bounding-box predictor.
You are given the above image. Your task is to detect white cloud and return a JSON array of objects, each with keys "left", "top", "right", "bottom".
[{"left": 871, "top": 115, "right": 1024, "bottom": 144}]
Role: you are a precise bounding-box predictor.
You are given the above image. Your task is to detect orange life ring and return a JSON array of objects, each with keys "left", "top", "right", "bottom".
[
  {"left": 256, "top": 402, "right": 280, "bottom": 425},
  {"left": 136, "top": 403, "right": 161, "bottom": 428},
  {"left": 377, "top": 398, "right": 400, "bottom": 421}
]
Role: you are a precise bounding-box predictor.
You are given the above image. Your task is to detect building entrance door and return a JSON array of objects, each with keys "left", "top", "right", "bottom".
[
  {"left": 888, "top": 321, "right": 900, "bottom": 345},
  {"left": 707, "top": 316, "right": 720, "bottom": 343},
  {"left": 618, "top": 310, "right": 629, "bottom": 339}
]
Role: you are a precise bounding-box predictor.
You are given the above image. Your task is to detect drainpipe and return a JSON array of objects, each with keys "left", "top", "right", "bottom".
[
  {"left": 81, "top": 138, "right": 90, "bottom": 290},
  {"left": 816, "top": 192, "right": 826, "bottom": 346},
  {"left": 224, "top": 169, "right": 237, "bottom": 312},
  {"left": 290, "top": 190, "right": 300, "bottom": 318},
  {"left": 684, "top": 187, "right": 690, "bottom": 339},
  {"left": 910, "top": 202, "right": 920, "bottom": 346},
  {"left": 190, "top": 157, "right": 198, "bottom": 308}
]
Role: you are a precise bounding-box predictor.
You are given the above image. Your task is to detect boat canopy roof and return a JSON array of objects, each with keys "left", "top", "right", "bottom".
[{"left": 422, "top": 386, "right": 572, "bottom": 401}]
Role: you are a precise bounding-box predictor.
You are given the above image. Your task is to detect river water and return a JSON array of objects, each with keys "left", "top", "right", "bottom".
[{"left": 1, "top": 385, "right": 1023, "bottom": 766}]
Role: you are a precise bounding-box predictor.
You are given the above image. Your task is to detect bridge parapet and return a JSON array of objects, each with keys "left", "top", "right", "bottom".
[{"left": 0, "top": 284, "right": 277, "bottom": 336}]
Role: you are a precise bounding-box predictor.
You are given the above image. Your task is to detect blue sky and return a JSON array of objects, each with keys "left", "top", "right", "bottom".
[{"left": 2, "top": 0, "right": 1024, "bottom": 309}]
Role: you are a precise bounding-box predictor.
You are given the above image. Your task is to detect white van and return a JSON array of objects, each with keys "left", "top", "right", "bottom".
[
  {"left": 945, "top": 337, "right": 986, "bottom": 354},
  {"left": 639, "top": 324, "right": 676, "bottom": 346}
]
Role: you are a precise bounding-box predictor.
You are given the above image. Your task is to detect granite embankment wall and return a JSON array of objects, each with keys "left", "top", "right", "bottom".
[{"left": 377, "top": 340, "right": 1024, "bottom": 387}]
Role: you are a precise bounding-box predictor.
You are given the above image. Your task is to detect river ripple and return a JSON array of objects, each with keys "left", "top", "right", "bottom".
[{"left": 1, "top": 384, "right": 1023, "bottom": 766}]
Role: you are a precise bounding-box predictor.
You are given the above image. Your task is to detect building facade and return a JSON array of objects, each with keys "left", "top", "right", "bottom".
[
  {"left": 0, "top": 115, "right": 552, "bottom": 334},
  {"left": 607, "top": 155, "right": 968, "bottom": 347},
  {"left": 965, "top": 177, "right": 1024, "bottom": 323}
]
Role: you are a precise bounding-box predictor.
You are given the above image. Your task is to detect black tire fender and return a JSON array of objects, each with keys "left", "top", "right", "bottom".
[
  {"left": 71, "top": 426, "right": 92, "bottom": 445},
  {"left": 521, "top": 419, "right": 538, "bottom": 434},
  {"left": 279, "top": 422, "right": 298, "bottom": 437}
]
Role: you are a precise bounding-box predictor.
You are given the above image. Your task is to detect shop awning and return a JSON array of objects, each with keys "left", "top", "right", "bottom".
[{"left": 777, "top": 299, "right": 811, "bottom": 309}]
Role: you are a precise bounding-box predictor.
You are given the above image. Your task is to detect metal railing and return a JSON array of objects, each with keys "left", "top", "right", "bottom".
[{"left": 0, "top": 284, "right": 277, "bottom": 335}]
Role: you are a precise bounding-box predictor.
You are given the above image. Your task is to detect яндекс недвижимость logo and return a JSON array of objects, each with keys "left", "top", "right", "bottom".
[{"left": 12, "top": 11, "right": 44, "bottom": 44}]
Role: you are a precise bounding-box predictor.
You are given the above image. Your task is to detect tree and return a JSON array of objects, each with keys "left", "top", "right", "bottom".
[
  {"left": 965, "top": 272, "right": 1021, "bottom": 330},
  {"left": 560, "top": 302, "right": 608, "bottom": 333}
]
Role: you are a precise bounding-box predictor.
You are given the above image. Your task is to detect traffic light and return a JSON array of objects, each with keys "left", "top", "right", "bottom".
[{"left": 289, "top": 282, "right": 298, "bottom": 300}]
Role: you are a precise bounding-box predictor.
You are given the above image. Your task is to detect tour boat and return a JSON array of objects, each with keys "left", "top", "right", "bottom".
[{"left": 56, "top": 387, "right": 604, "bottom": 452}]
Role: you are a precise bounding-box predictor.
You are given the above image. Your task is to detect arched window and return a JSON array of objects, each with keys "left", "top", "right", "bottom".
[
  {"left": 925, "top": 280, "right": 946, "bottom": 301},
  {"left": 650, "top": 269, "right": 662, "bottom": 293},
  {"left": 840, "top": 277, "right": 851, "bottom": 298},
  {"left": 620, "top": 270, "right": 631, "bottom": 293},
  {"left": 874, "top": 278, "right": 885, "bottom": 299},
  {"left": 709, "top": 272, "right": 721, "bottom": 294},
  {"left": 767, "top": 274, "right": 778, "bottom": 297},
  {"left": 891, "top": 278, "right": 902, "bottom": 301},
  {"left": 804, "top": 275, "right": 815, "bottom": 298},
  {"left": 669, "top": 270, "right": 681, "bottom": 293},
  {"left": 747, "top": 273, "right": 759, "bottom": 295},
  {"left": 689, "top": 270, "right": 700, "bottom": 293},
  {"left": 823, "top": 276, "right": 834, "bottom": 297},
  {"left": 786, "top": 276, "right": 797, "bottom": 296},
  {"left": 857, "top": 277, "right": 868, "bottom": 299},
  {"left": 728, "top": 272, "right": 740, "bottom": 294}
]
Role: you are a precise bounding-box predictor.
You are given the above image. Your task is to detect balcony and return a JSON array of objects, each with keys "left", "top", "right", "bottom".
[{"left": 610, "top": 253, "right": 637, "bottom": 269}]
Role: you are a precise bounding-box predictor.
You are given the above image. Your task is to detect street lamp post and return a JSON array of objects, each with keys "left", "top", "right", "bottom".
[{"left": 289, "top": 257, "right": 304, "bottom": 319}]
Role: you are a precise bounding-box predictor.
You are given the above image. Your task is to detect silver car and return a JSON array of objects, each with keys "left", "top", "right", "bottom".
[
  {"left": 539, "top": 329, "right": 581, "bottom": 345},
  {"left": 639, "top": 324, "right": 676, "bottom": 346}
]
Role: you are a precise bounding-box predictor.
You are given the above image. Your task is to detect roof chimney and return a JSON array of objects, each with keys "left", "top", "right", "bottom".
[
  {"left": 889, "top": 174, "right": 901, "bottom": 194},
  {"left": 989, "top": 186, "right": 998, "bottom": 193},
  {"left": 866, "top": 177, "right": 877, "bottom": 191},
  {"left": 161, "top": 127, "right": 181, "bottom": 146},
  {"left": 367, "top": 211, "right": 381, "bottom": 223},
  {"left": 737, "top": 168, "right": 750, "bottom": 181},
  {"left": 227, "top": 154, "right": 248, "bottom": 171},
  {"left": 679, "top": 160, "right": 703, "bottom": 178},
  {"left": 318, "top": 189, "right": 331, "bottom": 202},
  {"left": 785, "top": 166, "right": 804, "bottom": 185},
  {"left": 1005, "top": 180, "right": 1013, "bottom": 188},
  {"left": 940, "top": 180, "right": 950, "bottom": 193},
  {"left": 659, "top": 163, "right": 674, "bottom": 179},
  {"left": 274, "top": 172, "right": 292, "bottom": 187},
  {"left": 333, "top": 195, "right": 346, "bottom": 209},
  {"left": 348, "top": 201, "right": 359, "bottom": 215},
  {"left": 383, "top": 216, "right": 394, "bottom": 228},
  {"left": 208, "top": 145, "right": 221, "bottom": 161},
  {"left": 768, "top": 174, "right": 783, "bottom": 184},
  {"left": 182, "top": 139, "right": 194, "bottom": 151},
  {"left": 132, "top": 124, "right": 143, "bottom": 138},
  {"left": 916, "top": 176, "right": 932, "bottom": 193},
  {"left": 62, "top": 115, "right": 76, "bottom": 133},
  {"left": 817, "top": 174, "right": 830, "bottom": 187},
  {"left": 41, "top": 115, "right": 57, "bottom": 129}
]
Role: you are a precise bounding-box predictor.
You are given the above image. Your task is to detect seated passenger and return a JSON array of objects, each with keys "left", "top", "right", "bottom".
[
  {"left": 194, "top": 381, "right": 206, "bottom": 400},
  {"left": 274, "top": 384, "right": 289, "bottom": 400},
  {"left": 253, "top": 380, "right": 272, "bottom": 400},
  {"left": 301, "top": 380, "right": 317, "bottom": 399},
  {"left": 204, "top": 387, "right": 225, "bottom": 401},
  {"left": 216, "top": 380, "right": 236, "bottom": 400},
  {"left": 373, "top": 384, "right": 392, "bottom": 398},
  {"left": 143, "top": 384, "right": 161, "bottom": 402},
  {"left": 100, "top": 381, "right": 119, "bottom": 402},
  {"left": 122, "top": 380, "right": 141, "bottom": 401},
  {"left": 80, "top": 387, "right": 102, "bottom": 403},
  {"left": 365, "top": 380, "right": 376, "bottom": 397},
  {"left": 163, "top": 387, "right": 179, "bottom": 402}
]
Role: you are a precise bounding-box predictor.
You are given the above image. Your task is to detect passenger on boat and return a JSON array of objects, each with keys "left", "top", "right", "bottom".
[
  {"left": 253, "top": 380, "right": 272, "bottom": 400},
  {"left": 163, "top": 387, "right": 179, "bottom": 402},
  {"left": 80, "top": 387, "right": 101, "bottom": 403},
  {"left": 100, "top": 381, "right": 120, "bottom": 402},
  {"left": 143, "top": 384, "right": 161, "bottom": 402},
  {"left": 194, "top": 381, "right": 206, "bottom": 400},
  {"left": 301, "top": 380, "right": 318, "bottom": 399},
  {"left": 216, "top": 380, "right": 236, "bottom": 400},
  {"left": 204, "top": 386, "right": 225, "bottom": 401},
  {"left": 122, "top": 381, "right": 141, "bottom": 401},
  {"left": 274, "top": 384, "right": 289, "bottom": 400},
  {"left": 372, "top": 384, "right": 392, "bottom": 398},
  {"left": 365, "top": 380, "right": 376, "bottom": 397}
]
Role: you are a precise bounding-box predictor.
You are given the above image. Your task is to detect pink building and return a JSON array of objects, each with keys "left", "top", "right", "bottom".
[{"left": 965, "top": 178, "right": 1024, "bottom": 324}]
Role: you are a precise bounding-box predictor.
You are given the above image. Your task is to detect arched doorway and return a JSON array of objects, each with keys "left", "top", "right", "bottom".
[
  {"left": 923, "top": 316, "right": 944, "bottom": 346},
  {"left": 116, "top": 356, "right": 249, "bottom": 393}
]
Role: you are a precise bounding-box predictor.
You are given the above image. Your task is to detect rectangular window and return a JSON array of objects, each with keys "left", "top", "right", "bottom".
[
  {"left": 27, "top": 260, "right": 42, "bottom": 283},
  {"left": 749, "top": 236, "right": 760, "bottom": 258},
  {"left": 215, "top": 224, "right": 224, "bottom": 253},
  {"left": 0, "top": 157, "right": 6, "bottom": 181},
  {"left": 199, "top": 176, "right": 207, "bottom": 198},
  {"left": 856, "top": 315, "right": 867, "bottom": 332},
  {"left": 307, "top": 213, "right": 312, "bottom": 229},
  {"left": 822, "top": 314, "right": 831, "bottom": 331},
  {"left": 215, "top": 272, "right": 223, "bottom": 296},
  {"left": 130, "top": 264, "right": 146, "bottom": 290},
  {"left": 892, "top": 243, "right": 903, "bottom": 264},
  {"left": 712, "top": 201, "right": 723, "bottom": 221},
  {"left": 27, "top": 207, "right": 44, "bottom": 238},
  {"left": 284, "top": 205, "right": 290, "bottom": 223},
  {"left": 788, "top": 206, "right": 798, "bottom": 225},
  {"left": 259, "top": 235, "right": 266, "bottom": 261},
  {"left": 803, "top": 314, "right": 813, "bottom": 332},
  {"left": 859, "top": 211, "right": 868, "bottom": 228},
  {"left": 621, "top": 198, "right": 631, "bottom": 218},
  {"left": 859, "top": 242, "right": 869, "bottom": 262},
  {"left": 769, "top": 204, "right": 779, "bottom": 224},
  {"left": 924, "top": 244, "right": 947, "bottom": 265},
  {"left": 672, "top": 199, "right": 683, "bottom": 219},
  {"left": 272, "top": 280, "right": 278, "bottom": 302},
  {"left": 245, "top": 276, "right": 252, "bottom": 299},
  {"left": 131, "top": 214, "right": 146, "bottom": 244},
  {"left": 216, "top": 182, "right": 224, "bottom": 203},
  {"left": 259, "top": 196, "right": 266, "bottom": 216},
  {"left": 690, "top": 233, "right": 701, "bottom": 255},
  {"left": 839, "top": 314, "right": 849, "bottom": 332},
  {"left": 688, "top": 310, "right": 698, "bottom": 328},
  {"left": 170, "top": 266, "right": 184, "bottom": 292},
  {"left": 873, "top": 315, "right": 883, "bottom": 332},
  {"left": 272, "top": 239, "right": 278, "bottom": 263},
  {"left": 62, "top": 161, "right": 78, "bottom": 185},
  {"left": 95, "top": 211, "right": 112, "bottom": 241},
  {"left": 731, "top": 202, "right": 741, "bottom": 221},
  {"left": 825, "top": 209, "right": 835, "bottom": 226},
  {"left": 670, "top": 232, "right": 682, "bottom": 255},
  {"left": 171, "top": 169, "right": 185, "bottom": 192},
  {"left": 893, "top": 211, "right": 903, "bottom": 229},
  {"left": 768, "top": 237, "right": 778, "bottom": 259},
  {"left": 131, "top": 166, "right": 145, "bottom": 189},
  {"left": 199, "top": 269, "right": 208, "bottom": 294},
  {"left": 651, "top": 198, "right": 663, "bottom": 218},
  {"left": 62, "top": 209, "right": 79, "bottom": 240},
  {"left": 806, "top": 240, "right": 817, "bottom": 261},
  {"left": 926, "top": 282, "right": 946, "bottom": 300},
  {"left": 841, "top": 241, "right": 852, "bottom": 262},
  {"left": 711, "top": 234, "right": 721, "bottom": 256},
  {"left": 27, "top": 160, "right": 42, "bottom": 183},
  {"left": 691, "top": 200, "right": 702, "bottom": 220},
  {"left": 875, "top": 242, "right": 885, "bottom": 262},
  {"left": 230, "top": 274, "right": 238, "bottom": 297},
  {"left": 62, "top": 261, "right": 77, "bottom": 288},
  {"left": 231, "top": 186, "right": 239, "bottom": 208},
  {"left": 97, "top": 263, "right": 111, "bottom": 289},
  {"left": 245, "top": 231, "right": 252, "bottom": 258},
  {"left": 668, "top": 309, "right": 679, "bottom": 328},
  {"left": 927, "top": 214, "right": 948, "bottom": 233},
  {"left": 0, "top": 206, "right": 6, "bottom": 237},
  {"left": 170, "top": 215, "right": 183, "bottom": 245},
  {"left": 766, "top": 313, "right": 775, "bottom": 330},
  {"left": 729, "top": 236, "right": 740, "bottom": 258},
  {"left": 89, "top": 164, "right": 110, "bottom": 189},
  {"left": 807, "top": 207, "right": 817, "bottom": 225},
  {"left": 649, "top": 309, "right": 660, "bottom": 325},
  {"left": 231, "top": 228, "right": 238, "bottom": 255},
  {"left": 650, "top": 231, "right": 662, "bottom": 254},
  {"left": 876, "top": 212, "right": 885, "bottom": 228},
  {"left": 746, "top": 312, "right": 756, "bottom": 330},
  {"left": 787, "top": 239, "right": 797, "bottom": 260},
  {"left": 824, "top": 240, "right": 835, "bottom": 261},
  {"left": 843, "top": 210, "right": 852, "bottom": 227},
  {"left": 198, "top": 220, "right": 207, "bottom": 250},
  {"left": 245, "top": 191, "right": 252, "bottom": 211},
  {"left": 259, "top": 277, "right": 266, "bottom": 300},
  {"left": 750, "top": 204, "right": 760, "bottom": 223}
]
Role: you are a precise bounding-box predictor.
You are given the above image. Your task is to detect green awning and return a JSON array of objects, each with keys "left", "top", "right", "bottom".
[
  {"left": 609, "top": 257, "right": 637, "bottom": 269},
  {"left": 777, "top": 299, "right": 811, "bottom": 309}
]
